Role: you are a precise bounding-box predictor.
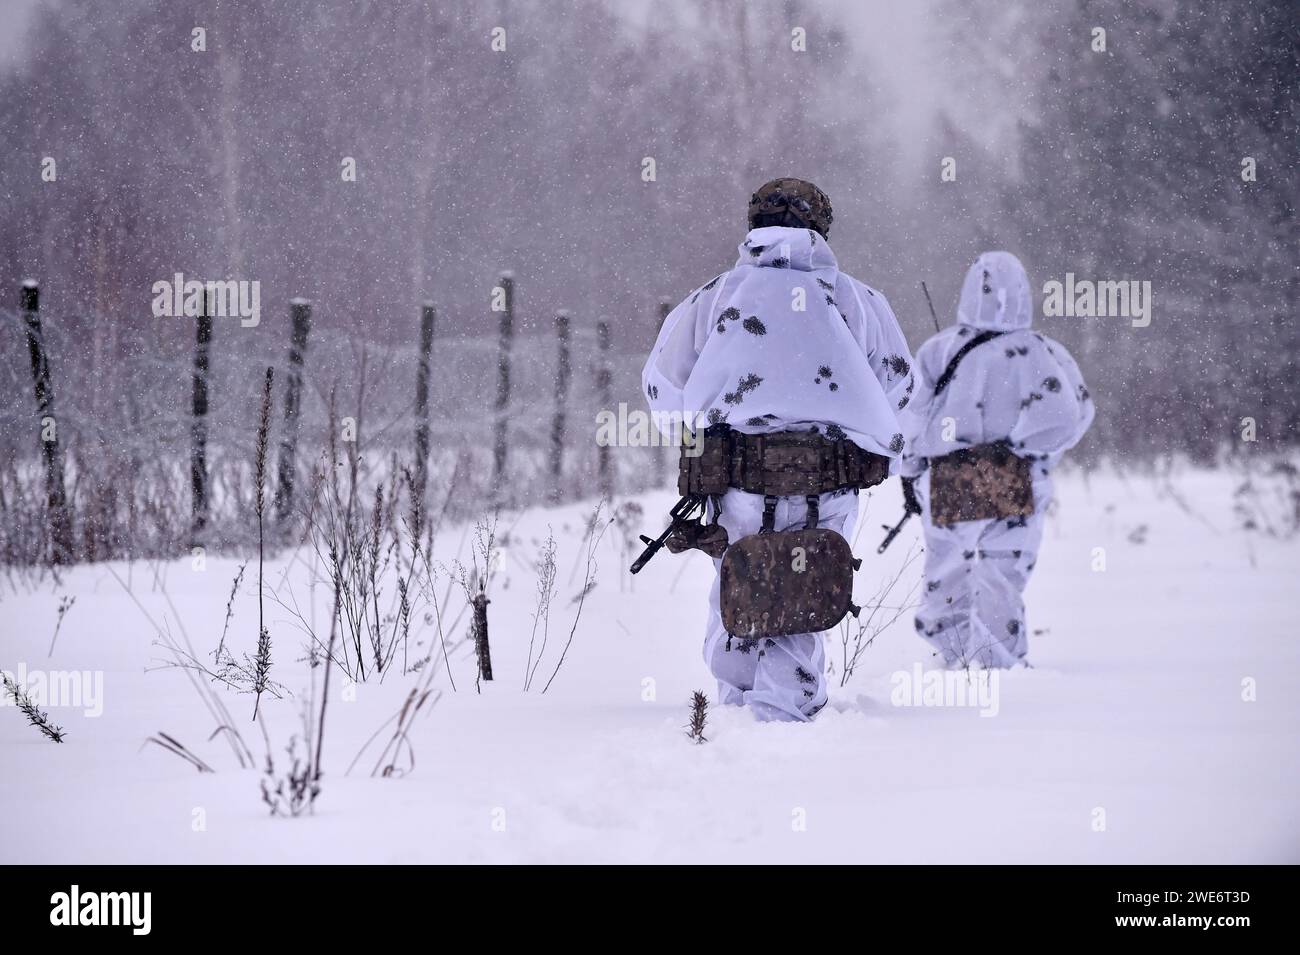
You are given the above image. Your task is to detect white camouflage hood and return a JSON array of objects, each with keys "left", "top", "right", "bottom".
[
  {"left": 900, "top": 249, "right": 1094, "bottom": 477},
  {"left": 956, "top": 251, "right": 1033, "bottom": 331},
  {"left": 643, "top": 226, "right": 917, "bottom": 460},
  {"left": 736, "top": 226, "right": 837, "bottom": 272}
]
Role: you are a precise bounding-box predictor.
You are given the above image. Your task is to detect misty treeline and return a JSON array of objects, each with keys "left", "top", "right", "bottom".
[{"left": 0, "top": 0, "right": 1294, "bottom": 566}]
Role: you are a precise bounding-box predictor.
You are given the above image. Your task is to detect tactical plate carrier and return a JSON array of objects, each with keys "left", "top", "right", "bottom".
[{"left": 673, "top": 424, "right": 886, "bottom": 641}]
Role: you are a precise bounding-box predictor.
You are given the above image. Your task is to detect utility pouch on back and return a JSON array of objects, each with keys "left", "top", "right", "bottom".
[
  {"left": 719, "top": 495, "right": 861, "bottom": 640},
  {"left": 929, "top": 442, "right": 1034, "bottom": 526}
]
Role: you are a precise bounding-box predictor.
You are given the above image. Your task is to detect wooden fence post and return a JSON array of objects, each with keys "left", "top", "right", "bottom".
[
  {"left": 549, "top": 311, "right": 571, "bottom": 505},
  {"left": 653, "top": 300, "right": 671, "bottom": 487},
  {"left": 596, "top": 319, "right": 612, "bottom": 499},
  {"left": 471, "top": 591, "right": 493, "bottom": 683},
  {"left": 274, "top": 298, "right": 312, "bottom": 527},
  {"left": 190, "top": 290, "right": 214, "bottom": 541},
  {"left": 656, "top": 300, "right": 671, "bottom": 333},
  {"left": 413, "top": 302, "right": 436, "bottom": 506},
  {"left": 19, "top": 281, "right": 73, "bottom": 564},
  {"left": 491, "top": 274, "right": 514, "bottom": 502}
]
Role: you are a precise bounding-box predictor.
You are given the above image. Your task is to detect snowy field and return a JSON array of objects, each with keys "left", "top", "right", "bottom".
[{"left": 1, "top": 468, "right": 1296, "bottom": 864}]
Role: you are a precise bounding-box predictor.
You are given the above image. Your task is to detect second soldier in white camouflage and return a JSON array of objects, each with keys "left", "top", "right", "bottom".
[{"left": 900, "top": 251, "right": 1094, "bottom": 668}]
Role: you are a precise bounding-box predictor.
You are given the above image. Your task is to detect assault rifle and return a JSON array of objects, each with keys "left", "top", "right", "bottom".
[
  {"left": 880, "top": 475, "right": 923, "bottom": 554},
  {"left": 629, "top": 494, "right": 706, "bottom": 574}
]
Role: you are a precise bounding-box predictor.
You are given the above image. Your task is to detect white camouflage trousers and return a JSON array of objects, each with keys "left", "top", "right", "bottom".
[
  {"left": 703, "top": 488, "right": 859, "bottom": 722},
  {"left": 914, "top": 472, "right": 1051, "bottom": 668}
]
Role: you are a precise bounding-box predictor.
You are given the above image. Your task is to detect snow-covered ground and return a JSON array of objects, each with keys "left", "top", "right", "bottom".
[{"left": 2, "top": 468, "right": 1297, "bottom": 864}]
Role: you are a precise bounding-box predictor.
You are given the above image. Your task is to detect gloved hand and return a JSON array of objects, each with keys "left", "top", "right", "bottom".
[
  {"left": 901, "top": 476, "right": 922, "bottom": 516},
  {"left": 665, "top": 521, "right": 730, "bottom": 558}
]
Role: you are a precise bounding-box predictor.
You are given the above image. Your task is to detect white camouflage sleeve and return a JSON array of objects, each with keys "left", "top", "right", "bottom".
[
  {"left": 641, "top": 275, "right": 721, "bottom": 434},
  {"left": 898, "top": 337, "right": 939, "bottom": 478},
  {"left": 1010, "top": 336, "right": 1095, "bottom": 462},
  {"left": 852, "top": 284, "right": 916, "bottom": 419}
]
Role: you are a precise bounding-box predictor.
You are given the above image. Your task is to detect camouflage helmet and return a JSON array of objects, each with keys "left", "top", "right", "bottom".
[{"left": 748, "top": 177, "right": 833, "bottom": 239}]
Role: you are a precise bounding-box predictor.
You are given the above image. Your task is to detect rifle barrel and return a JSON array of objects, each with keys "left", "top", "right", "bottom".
[
  {"left": 921, "top": 281, "right": 941, "bottom": 333},
  {"left": 629, "top": 495, "right": 704, "bottom": 574},
  {"left": 877, "top": 512, "right": 912, "bottom": 554}
]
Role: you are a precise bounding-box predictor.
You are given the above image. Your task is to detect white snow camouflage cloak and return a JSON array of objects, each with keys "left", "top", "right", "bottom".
[
  {"left": 642, "top": 226, "right": 915, "bottom": 456},
  {"left": 899, "top": 250, "right": 1094, "bottom": 479},
  {"left": 900, "top": 251, "right": 1095, "bottom": 667},
  {"left": 642, "top": 226, "right": 915, "bottom": 719}
]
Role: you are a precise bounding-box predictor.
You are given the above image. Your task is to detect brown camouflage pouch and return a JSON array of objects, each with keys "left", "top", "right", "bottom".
[
  {"left": 929, "top": 442, "right": 1034, "bottom": 527},
  {"left": 678, "top": 424, "right": 734, "bottom": 496},
  {"left": 720, "top": 526, "right": 860, "bottom": 639}
]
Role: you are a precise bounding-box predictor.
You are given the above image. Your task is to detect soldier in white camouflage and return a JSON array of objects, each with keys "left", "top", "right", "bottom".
[
  {"left": 643, "top": 178, "right": 914, "bottom": 720},
  {"left": 900, "top": 251, "right": 1095, "bottom": 668}
]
